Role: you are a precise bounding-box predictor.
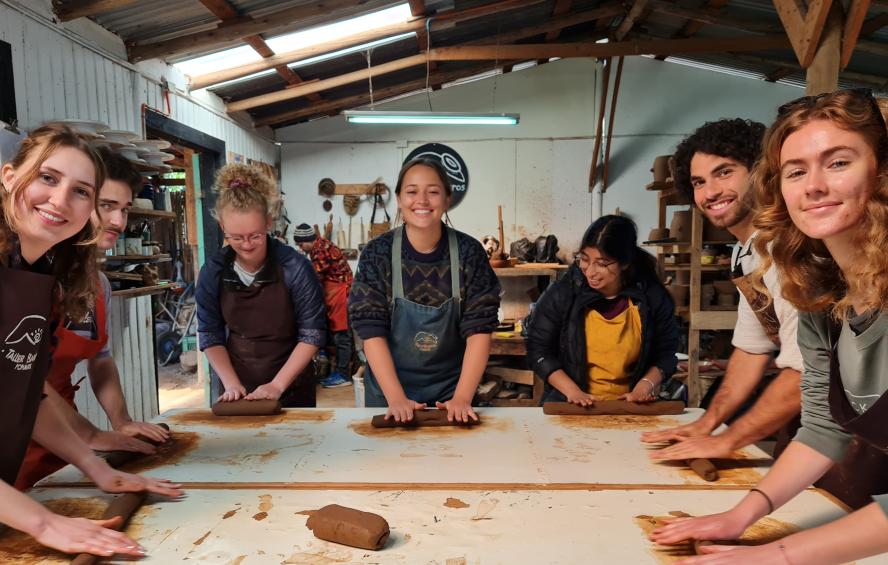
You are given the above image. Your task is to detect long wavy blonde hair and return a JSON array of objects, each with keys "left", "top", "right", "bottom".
[
  {"left": 1, "top": 123, "right": 105, "bottom": 321},
  {"left": 751, "top": 90, "right": 888, "bottom": 319}
]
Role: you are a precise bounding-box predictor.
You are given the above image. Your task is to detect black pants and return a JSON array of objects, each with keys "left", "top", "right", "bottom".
[{"left": 332, "top": 330, "right": 353, "bottom": 375}]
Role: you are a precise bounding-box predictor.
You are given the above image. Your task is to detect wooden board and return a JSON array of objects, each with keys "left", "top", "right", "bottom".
[
  {"left": 14, "top": 487, "right": 886, "bottom": 564},
  {"left": 39, "top": 408, "right": 770, "bottom": 488}
]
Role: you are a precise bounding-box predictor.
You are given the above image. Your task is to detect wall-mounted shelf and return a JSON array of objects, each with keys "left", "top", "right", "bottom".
[
  {"left": 102, "top": 254, "right": 171, "bottom": 264},
  {"left": 129, "top": 208, "right": 176, "bottom": 220},
  {"left": 110, "top": 283, "right": 172, "bottom": 298}
]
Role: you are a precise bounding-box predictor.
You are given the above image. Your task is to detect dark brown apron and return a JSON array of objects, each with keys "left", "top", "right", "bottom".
[
  {"left": 818, "top": 319, "right": 888, "bottom": 509},
  {"left": 0, "top": 265, "right": 56, "bottom": 485},
  {"left": 219, "top": 264, "right": 315, "bottom": 407},
  {"left": 731, "top": 256, "right": 781, "bottom": 347}
]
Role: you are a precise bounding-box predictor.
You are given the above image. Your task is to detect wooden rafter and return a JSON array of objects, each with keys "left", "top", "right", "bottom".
[
  {"left": 772, "top": 0, "right": 835, "bottom": 68},
  {"left": 729, "top": 52, "right": 888, "bottom": 88},
  {"left": 463, "top": 4, "right": 623, "bottom": 45},
  {"left": 407, "top": 0, "right": 425, "bottom": 16},
  {"left": 654, "top": 0, "right": 728, "bottom": 59},
  {"left": 764, "top": 67, "right": 795, "bottom": 81},
  {"left": 56, "top": 0, "right": 140, "bottom": 21},
  {"left": 128, "top": 0, "right": 387, "bottom": 62},
  {"left": 647, "top": 0, "right": 780, "bottom": 34},
  {"left": 614, "top": 0, "right": 649, "bottom": 41},
  {"left": 226, "top": 34, "right": 790, "bottom": 113},
  {"left": 189, "top": 0, "right": 552, "bottom": 90},
  {"left": 841, "top": 0, "right": 872, "bottom": 67},
  {"left": 545, "top": 0, "right": 574, "bottom": 41}
]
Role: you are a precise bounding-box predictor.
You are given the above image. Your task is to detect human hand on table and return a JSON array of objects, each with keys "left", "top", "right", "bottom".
[
  {"left": 649, "top": 434, "right": 735, "bottom": 461},
  {"left": 672, "top": 542, "right": 791, "bottom": 565},
  {"left": 641, "top": 419, "right": 715, "bottom": 444},
  {"left": 649, "top": 509, "right": 749, "bottom": 547},
  {"left": 385, "top": 397, "right": 427, "bottom": 423},
  {"left": 89, "top": 430, "right": 156, "bottom": 455},
  {"left": 619, "top": 379, "right": 658, "bottom": 403},
  {"left": 115, "top": 420, "right": 170, "bottom": 444},
  {"left": 30, "top": 512, "right": 145, "bottom": 558},
  {"left": 565, "top": 390, "right": 597, "bottom": 406},
  {"left": 435, "top": 398, "right": 478, "bottom": 423},
  {"left": 245, "top": 382, "right": 283, "bottom": 401},
  {"left": 90, "top": 464, "right": 183, "bottom": 498},
  {"left": 218, "top": 383, "right": 247, "bottom": 402}
]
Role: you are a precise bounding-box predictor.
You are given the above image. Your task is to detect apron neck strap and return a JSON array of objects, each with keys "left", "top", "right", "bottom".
[{"left": 391, "top": 225, "right": 461, "bottom": 301}]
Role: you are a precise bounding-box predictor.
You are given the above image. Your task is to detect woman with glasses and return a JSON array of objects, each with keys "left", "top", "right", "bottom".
[
  {"left": 652, "top": 90, "right": 888, "bottom": 564},
  {"left": 196, "top": 163, "right": 326, "bottom": 407},
  {"left": 525, "top": 214, "right": 678, "bottom": 405}
]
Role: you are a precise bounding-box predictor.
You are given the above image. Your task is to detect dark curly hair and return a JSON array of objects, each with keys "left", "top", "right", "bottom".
[{"left": 672, "top": 119, "right": 766, "bottom": 201}]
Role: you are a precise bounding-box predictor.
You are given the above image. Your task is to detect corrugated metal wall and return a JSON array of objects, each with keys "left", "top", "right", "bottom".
[{"left": 1, "top": 2, "right": 276, "bottom": 426}]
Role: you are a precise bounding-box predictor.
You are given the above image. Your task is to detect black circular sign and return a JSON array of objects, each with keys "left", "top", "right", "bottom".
[{"left": 404, "top": 143, "right": 469, "bottom": 209}]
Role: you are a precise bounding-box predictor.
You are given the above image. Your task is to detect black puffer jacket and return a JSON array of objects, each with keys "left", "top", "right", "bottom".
[{"left": 525, "top": 264, "right": 679, "bottom": 402}]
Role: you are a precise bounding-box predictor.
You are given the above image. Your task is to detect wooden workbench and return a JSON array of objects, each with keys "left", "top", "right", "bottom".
[{"left": 23, "top": 408, "right": 887, "bottom": 564}]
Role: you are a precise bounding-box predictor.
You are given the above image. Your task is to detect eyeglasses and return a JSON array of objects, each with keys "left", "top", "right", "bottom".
[
  {"left": 574, "top": 254, "right": 617, "bottom": 272},
  {"left": 225, "top": 232, "right": 266, "bottom": 244}
]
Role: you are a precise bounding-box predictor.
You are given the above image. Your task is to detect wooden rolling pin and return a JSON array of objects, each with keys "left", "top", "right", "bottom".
[
  {"left": 688, "top": 457, "right": 719, "bottom": 481},
  {"left": 542, "top": 400, "right": 685, "bottom": 416},
  {"left": 98, "top": 423, "right": 170, "bottom": 469},
  {"left": 211, "top": 398, "right": 282, "bottom": 416},
  {"left": 70, "top": 492, "right": 147, "bottom": 565},
  {"left": 371, "top": 410, "right": 481, "bottom": 428},
  {"left": 306, "top": 504, "right": 390, "bottom": 550}
]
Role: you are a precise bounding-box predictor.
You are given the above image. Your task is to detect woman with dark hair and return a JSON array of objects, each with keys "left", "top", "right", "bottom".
[
  {"left": 348, "top": 157, "right": 501, "bottom": 423},
  {"left": 526, "top": 215, "right": 678, "bottom": 405}
]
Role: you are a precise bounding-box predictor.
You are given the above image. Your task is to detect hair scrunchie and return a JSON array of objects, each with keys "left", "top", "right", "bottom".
[{"left": 229, "top": 178, "right": 249, "bottom": 190}]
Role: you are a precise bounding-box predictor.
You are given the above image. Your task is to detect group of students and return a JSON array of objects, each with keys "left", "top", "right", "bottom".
[{"left": 2, "top": 86, "right": 886, "bottom": 562}]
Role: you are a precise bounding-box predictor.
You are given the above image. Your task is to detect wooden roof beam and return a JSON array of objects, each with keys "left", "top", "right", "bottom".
[
  {"left": 128, "top": 0, "right": 387, "bottom": 62},
  {"left": 189, "top": 0, "right": 549, "bottom": 90},
  {"left": 56, "top": 0, "right": 140, "bottom": 21},
  {"left": 545, "top": 0, "right": 574, "bottom": 41},
  {"left": 860, "top": 13, "right": 888, "bottom": 35},
  {"left": 764, "top": 66, "right": 795, "bottom": 81},
  {"left": 647, "top": 0, "right": 781, "bottom": 34},
  {"left": 772, "top": 0, "right": 835, "bottom": 67},
  {"left": 227, "top": 34, "right": 790, "bottom": 112},
  {"left": 841, "top": 0, "right": 873, "bottom": 67}
]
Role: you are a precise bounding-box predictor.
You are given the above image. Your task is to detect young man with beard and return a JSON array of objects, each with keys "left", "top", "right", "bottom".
[
  {"left": 641, "top": 119, "right": 805, "bottom": 462},
  {"left": 15, "top": 148, "right": 170, "bottom": 489}
]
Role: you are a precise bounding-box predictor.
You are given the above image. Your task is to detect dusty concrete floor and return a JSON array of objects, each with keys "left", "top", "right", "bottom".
[{"left": 157, "top": 363, "right": 357, "bottom": 411}]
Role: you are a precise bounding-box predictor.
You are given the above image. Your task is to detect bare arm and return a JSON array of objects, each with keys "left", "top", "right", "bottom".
[
  {"left": 548, "top": 369, "right": 596, "bottom": 406},
  {"left": 203, "top": 345, "right": 246, "bottom": 402},
  {"left": 245, "top": 342, "right": 318, "bottom": 400},
  {"left": 363, "top": 336, "right": 426, "bottom": 422},
  {"left": 436, "top": 333, "right": 490, "bottom": 423},
  {"left": 86, "top": 357, "right": 168, "bottom": 443}
]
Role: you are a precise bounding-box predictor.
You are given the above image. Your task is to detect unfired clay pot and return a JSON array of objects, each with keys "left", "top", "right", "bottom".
[
  {"left": 652, "top": 155, "right": 672, "bottom": 183},
  {"left": 667, "top": 284, "right": 689, "bottom": 307},
  {"left": 648, "top": 228, "right": 670, "bottom": 241},
  {"left": 670, "top": 210, "right": 692, "bottom": 242},
  {"left": 676, "top": 270, "right": 691, "bottom": 284}
]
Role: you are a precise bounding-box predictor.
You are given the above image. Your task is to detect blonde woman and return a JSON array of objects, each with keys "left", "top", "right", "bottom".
[
  {"left": 196, "top": 163, "right": 326, "bottom": 406},
  {"left": 652, "top": 89, "right": 888, "bottom": 564}
]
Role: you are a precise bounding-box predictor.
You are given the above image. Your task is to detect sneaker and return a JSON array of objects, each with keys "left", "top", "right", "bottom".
[{"left": 319, "top": 372, "right": 352, "bottom": 388}]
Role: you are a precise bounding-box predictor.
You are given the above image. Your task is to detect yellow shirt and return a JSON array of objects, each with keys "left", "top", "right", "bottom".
[{"left": 585, "top": 300, "right": 643, "bottom": 399}]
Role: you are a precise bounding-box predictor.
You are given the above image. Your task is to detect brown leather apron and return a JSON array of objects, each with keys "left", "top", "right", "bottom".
[
  {"left": 819, "top": 319, "right": 888, "bottom": 509},
  {"left": 731, "top": 253, "right": 781, "bottom": 347},
  {"left": 0, "top": 264, "right": 56, "bottom": 485},
  {"left": 219, "top": 264, "right": 315, "bottom": 407}
]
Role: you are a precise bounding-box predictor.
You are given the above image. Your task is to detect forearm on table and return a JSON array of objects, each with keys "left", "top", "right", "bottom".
[
  {"left": 0, "top": 480, "right": 55, "bottom": 538},
  {"left": 203, "top": 346, "right": 242, "bottom": 389},
  {"left": 453, "top": 333, "right": 491, "bottom": 402},
  {"left": 270, "top": 342, "right": 318, "bottom": 390},
  {"left": 548, "top": 370, "right": 582, "bottom": 396},
  {"left": 718, "top": 368, "right": 801, "bottom": 450},
  {"left": 780, "top": 502, "right": 888, "bottom": 565},
  {"left": 363, "top": 337, "right": 408, "bottom": 401},
  {"left": 31, "top": 394, "right": 106, "bottom": 477},
  {"left": 42, "top": 385, "right": 99, "bottom": 442},
  {"left": 733, "top": 441, "right": 836, "bottom": 525},
  {"left": 87, "top": 357, "right": 132, "bottom": 427},
  {"left": 640, "top": 366, "right": 663, "bottom": 389},
  {"left": 698, "top": 348, "right": 771, "bottom": 430}
]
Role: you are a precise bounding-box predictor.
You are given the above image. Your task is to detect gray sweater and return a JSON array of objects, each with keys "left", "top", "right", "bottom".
[{"left": 795, "top": 309, "right": 888, "bottom": 515}]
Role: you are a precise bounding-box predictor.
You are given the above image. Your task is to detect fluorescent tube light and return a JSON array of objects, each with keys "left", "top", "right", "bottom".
[{"left": 343, "top": 111, "right": 520, "bottom": 125}]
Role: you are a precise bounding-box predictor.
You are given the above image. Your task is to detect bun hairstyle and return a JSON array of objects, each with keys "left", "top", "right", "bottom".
[
  {"left": 213, "top": 162, "right": 280, "bottom": 219},
  {"left": 0, "top": 122, "right": 104, "bottom": 321}
]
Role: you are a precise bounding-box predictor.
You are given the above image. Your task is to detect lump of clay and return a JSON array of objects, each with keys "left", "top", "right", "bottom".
[
  {"left": 305, "top": 504, "right": 390, "bottom": 550},
  {"left": 211, "top": 399, "right": 282, "bottom": 416},
  {"left": 371, "top": 410, "right": 481, "bottom": 428}
]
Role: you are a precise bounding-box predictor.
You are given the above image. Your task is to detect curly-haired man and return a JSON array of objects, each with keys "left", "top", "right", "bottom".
[{"left": 642, "top": 119, "right": 807, "bottom": 474}]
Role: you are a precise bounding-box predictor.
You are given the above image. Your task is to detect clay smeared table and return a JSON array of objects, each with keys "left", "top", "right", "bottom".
[
  {"left": 38, "top": 408, "right": 771, "bottom": 488},
  {"left": 13, "top": 487, "right": 887, "bottom": 564}
]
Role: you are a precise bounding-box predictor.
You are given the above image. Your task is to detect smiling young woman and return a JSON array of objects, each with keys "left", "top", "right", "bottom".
[
  {"left": 651, "top": 90, "right": 888, "bottom": 565},
  {"left": 348, "top": 157, "right": 501, "bottom": 424}
]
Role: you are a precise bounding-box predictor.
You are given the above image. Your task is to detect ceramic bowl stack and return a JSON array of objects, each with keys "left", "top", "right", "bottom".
[{"left": 57, "top": 119, "right": 109, "bottom": 137}]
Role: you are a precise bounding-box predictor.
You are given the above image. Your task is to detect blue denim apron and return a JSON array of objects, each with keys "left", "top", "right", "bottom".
[{"left": 364, "top": 226, "right": 464, "bottom": 407}]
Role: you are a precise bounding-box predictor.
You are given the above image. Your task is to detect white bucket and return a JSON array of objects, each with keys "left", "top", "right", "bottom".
[{"left": 352, "top": 365, "right": 365, "bottom": 408}]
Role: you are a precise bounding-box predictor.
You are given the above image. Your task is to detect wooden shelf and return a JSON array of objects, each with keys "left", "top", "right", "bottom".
[
  {"left": 129, "top": 208, "right": 175, "bottom": 220},
  {"left": 664, "top": 264, "right": 730, "bottom": 271},
  {"left": 101, "top": 254, "right": 171, "bottom": 263},
  {"left": 493, "top": 266, "right": 565, "bottom": 277},
  {"left": 110, "top": 283, "right": 172, "bottom": 298},
  {"left": 690, "top": 310, "right": 737, "bottom": 330}
]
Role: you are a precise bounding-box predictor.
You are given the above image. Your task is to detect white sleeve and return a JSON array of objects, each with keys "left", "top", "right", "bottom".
[{"left": 766, "top": 266, "right": 803, "bottom": 371}]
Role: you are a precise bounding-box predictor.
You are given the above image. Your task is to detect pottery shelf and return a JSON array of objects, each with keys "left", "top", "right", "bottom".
[
  {"left": 664, "top": 264, "right": 730, "bottom": 271},
  {"left": 101, "top": 254, "right": 172, "bottom": 263},
  {"left": 129, "top": 208, "right": 176, "bottom": 221},
  {"left": 110, "top": 283, "right": 172, "bottom": 298}
]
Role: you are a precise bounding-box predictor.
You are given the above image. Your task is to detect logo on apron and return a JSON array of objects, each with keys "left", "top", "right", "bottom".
[
  {"left": 3, "top": 314, "right": 46, "bottom": 372},
  {"left": 413, "top": 331, "right": 440, "bottom": 353}
]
